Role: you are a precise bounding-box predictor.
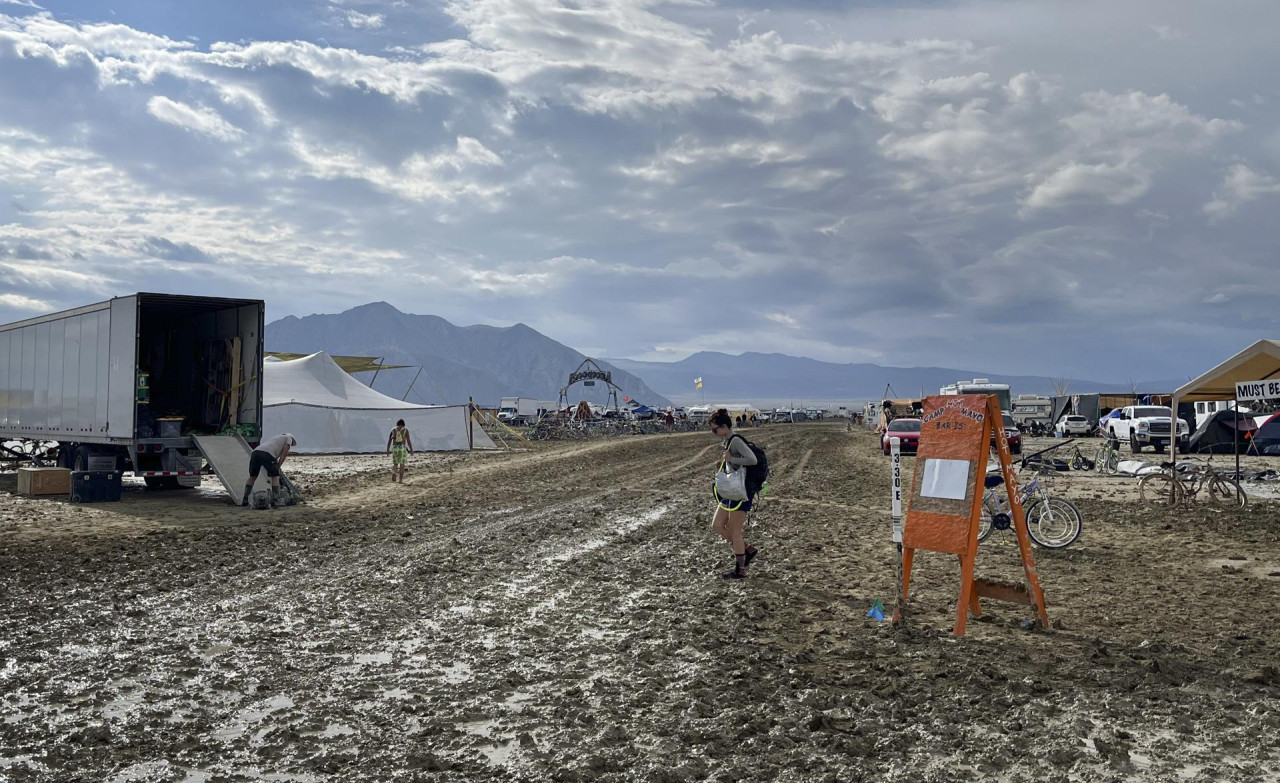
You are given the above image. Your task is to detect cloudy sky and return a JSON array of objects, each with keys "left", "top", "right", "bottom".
[{"left": 1, "top": 0, "right": 1277, "bottom": 382}]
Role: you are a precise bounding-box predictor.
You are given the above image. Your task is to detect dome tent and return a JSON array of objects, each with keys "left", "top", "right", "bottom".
[{"left": 263, "top": 352, "right": 495, "bottom": 453}]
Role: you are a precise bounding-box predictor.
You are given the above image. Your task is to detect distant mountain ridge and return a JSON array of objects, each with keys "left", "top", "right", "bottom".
[
  {"left": 605, "top": 351, "right": 1187, "bottom": 406},
  {"left": 266, "top": 303, "right": 672, "bottom": 408}
]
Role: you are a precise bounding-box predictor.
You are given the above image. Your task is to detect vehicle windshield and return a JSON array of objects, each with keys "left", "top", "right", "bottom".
[
  {"left": 888, "top": 419, "right": 921, "bottom": 432},
  {"left": 1002, "top": 414, "right": 1015, "bottom": 428},
  {"left": 1066, "top": 416, "right": 1086, "bottom": 422},
  {"left": 1134, "top": 407, "right": 1171, "bottom": 418}
]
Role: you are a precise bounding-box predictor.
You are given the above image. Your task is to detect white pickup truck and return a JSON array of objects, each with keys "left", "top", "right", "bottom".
[{"left": 1105, "top": 405, "right": 1190, "bottom": 453}]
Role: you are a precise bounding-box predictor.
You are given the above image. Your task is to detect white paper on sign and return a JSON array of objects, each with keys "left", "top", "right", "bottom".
[{"left": 920, "top": 459, "right": 970, "bottom": 500}]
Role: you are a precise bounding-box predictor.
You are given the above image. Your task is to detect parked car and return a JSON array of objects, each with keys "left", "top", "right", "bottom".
[
  {"left": 991, "top": 412, "right": 1022, "bottom": 454},
  {"left": 1055, "top": 415, "right": 1092, "bottom": 436},
  {"left": 882, "top": 418, "right": 922, "bottom": 455}
]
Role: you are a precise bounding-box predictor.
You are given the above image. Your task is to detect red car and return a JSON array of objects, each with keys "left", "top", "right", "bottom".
[
  {"left": 882, "top": 418, "right": 922, "bottom": 455},
  {"left": 991, "top": 412, "right": 1023, "bottom": 454}
]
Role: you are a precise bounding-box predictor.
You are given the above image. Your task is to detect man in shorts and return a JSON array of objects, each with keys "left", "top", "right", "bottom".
[
  {"left": 242, "top": 433, "right": 295, "bottom": 508},
  {"left": 386, "top": 419, "right": 414, "bottom": 482}
]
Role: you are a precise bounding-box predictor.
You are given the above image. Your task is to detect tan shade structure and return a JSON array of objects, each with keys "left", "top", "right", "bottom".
[
  {"left": 1172, "top": 340, "right": 1280, "bottom": 403},
  {"left": 266, "top": 352, "right": 411, "bottom": 375}
]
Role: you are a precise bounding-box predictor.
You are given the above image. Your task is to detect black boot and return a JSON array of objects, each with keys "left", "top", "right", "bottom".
[
  {"left": 241, "top": 483, "right": 253, "bottom": 507},
  {"left": 270, "top": 487, "right": 280, "bottom": 508}
]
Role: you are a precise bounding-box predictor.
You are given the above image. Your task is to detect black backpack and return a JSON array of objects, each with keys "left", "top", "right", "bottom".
[{"left": 729, "top": 434, "right": 769, "bottom": 492}]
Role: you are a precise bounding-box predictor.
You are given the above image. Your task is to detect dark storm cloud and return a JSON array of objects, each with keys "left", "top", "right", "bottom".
[{"left": 139, "top": 236, "right": 216, "bottom": 264}]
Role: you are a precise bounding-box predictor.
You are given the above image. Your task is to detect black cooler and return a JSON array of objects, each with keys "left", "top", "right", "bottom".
[{"left": 70, "top": 471, "right": 123, "bottom": 503}]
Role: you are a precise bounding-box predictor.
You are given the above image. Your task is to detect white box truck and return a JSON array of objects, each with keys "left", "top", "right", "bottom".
[
  {"left": 497, "top": 397, "right": 553, "bottom": 425},
  {"left": 0, "top": 293, "right": 265, "bottom": 492}
]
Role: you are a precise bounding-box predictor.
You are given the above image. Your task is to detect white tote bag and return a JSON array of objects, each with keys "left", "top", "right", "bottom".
[{"left": 714, "top": 465, "right": 749, "bottom": 501}]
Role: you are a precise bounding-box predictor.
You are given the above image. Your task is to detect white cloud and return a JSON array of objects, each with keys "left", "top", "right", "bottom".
[
  {"left": 0, "top": 292, "right": 50, "bottom": 310},
  {"left": 346, "top": 10, "right": 385, "bottom": 29},
  {"left": 1203, "top": 164, "right": 1280, "bottom": 218},
  {"left": 1023, "top": 162, "right": 1151, "bottom": 212},
  {"left": 146, "top": 96, "right": 245, "bottom": 142},
  {"left": 766, "top": 312, "right": 799, "bottom": 328}
]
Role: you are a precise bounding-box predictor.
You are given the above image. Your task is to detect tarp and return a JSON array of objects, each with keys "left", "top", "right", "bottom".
[
  {"left": 1187, "top": 409, "right": 1258, "bottom": 454},
  {"left": 263, "top": 352, "right": 496, "bottom": 453}
]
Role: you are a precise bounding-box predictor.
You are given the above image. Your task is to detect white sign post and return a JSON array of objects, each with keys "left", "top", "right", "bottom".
[
  {"left": 891, "top": 436, "right": 905, "bottom": 624},
  {"left": 1235, "top": 380, "right": 1280, "bottom": 402},
  {"left": 890, "top": 438, "right": 903, "bottom": 544}
]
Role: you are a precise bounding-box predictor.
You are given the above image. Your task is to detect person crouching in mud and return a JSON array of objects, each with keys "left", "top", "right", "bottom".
[{"left": 709, "top": 408, "right": 758, "bottom": 579}]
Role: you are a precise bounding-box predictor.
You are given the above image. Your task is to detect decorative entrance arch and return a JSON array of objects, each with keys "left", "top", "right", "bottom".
[{"left": 558, "top": 358, "right": 622, "bottom": 415}]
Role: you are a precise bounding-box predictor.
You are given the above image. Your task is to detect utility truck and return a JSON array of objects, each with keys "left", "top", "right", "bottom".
[
  {"left": 0, "top": 293, "right": 265, "bottom": 494},
  {"left": 1104, "top": 405, "right": 1190, "bottom": 453},
  {"left": 497, "top": 397, "right": 553, "bottom": 426}
]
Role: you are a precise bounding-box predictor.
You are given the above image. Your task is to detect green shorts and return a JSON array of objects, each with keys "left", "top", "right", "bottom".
[{"left": 391, "top": 445, "right": 409, "bottom": 467}]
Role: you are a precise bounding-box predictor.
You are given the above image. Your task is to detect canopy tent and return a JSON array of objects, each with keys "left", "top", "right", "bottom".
[
  {"left": 1173, "top": 340, "right": 1280, "bottom": 403},
  {"left": 263, "top": 351, "right": 495, "bottom": 453},
  {"left": 1187, "top": 409, "right": 1258, "bottom": 454},
  {"left": 1172, "top": 340, "right": 1280, "bottom": 482}
]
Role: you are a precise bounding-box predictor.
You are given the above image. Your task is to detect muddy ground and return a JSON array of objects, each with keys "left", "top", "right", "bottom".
[{"left": 1, "top": 423, "right": 1278, "bottom": 782}]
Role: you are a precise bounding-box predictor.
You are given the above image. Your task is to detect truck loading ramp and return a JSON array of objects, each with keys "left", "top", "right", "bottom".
[{"left": 193, "top": 434, "right": 292, "bottom": 506}]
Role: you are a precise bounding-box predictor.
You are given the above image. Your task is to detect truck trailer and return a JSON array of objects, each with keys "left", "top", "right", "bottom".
[
  {"left": 497, "top": 397, "right": 553, "bottom": 426},
  {"left": 0, "top": 293, "right": 265, "bottom": 494}
]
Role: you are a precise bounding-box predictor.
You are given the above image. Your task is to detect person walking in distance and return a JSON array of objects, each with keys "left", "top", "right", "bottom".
[
  {"left": 386, "top": 419, "right": 414, "bottom": 482},
  {"left": 242, "top": 433, "right": 295, "bottom": 508},
  {"left": 709, "top": 408, "right": 759, "bottom": 579}
]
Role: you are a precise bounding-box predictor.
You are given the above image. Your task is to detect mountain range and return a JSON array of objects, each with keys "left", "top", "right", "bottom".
[
  {"left": 265, "top": 303, "right": 672, "bottom": 408},
  {"left": 266, "top": 302, "right": 1188, "bottom": 411},
  {"left": 605, "top": 352, "right": 1188, "bottom": 406}
]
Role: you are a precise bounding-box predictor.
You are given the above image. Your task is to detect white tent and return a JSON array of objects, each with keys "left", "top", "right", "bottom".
[{"left": 262, "top": 352, "right": 496, "bottom": 453}]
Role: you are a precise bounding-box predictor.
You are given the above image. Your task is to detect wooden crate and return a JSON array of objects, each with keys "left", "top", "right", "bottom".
[{"left": 17, "top": 467, "right": 72, "bottom": 496}]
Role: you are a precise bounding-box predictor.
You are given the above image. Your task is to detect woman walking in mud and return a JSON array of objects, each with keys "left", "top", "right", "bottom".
[{"left": 709, "top": 408, "right": 759, "bottom": 579}]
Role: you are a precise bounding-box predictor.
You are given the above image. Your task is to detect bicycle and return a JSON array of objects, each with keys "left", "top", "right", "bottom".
[
  {"left": 1092, "top": 439, "right": 1120, "bottom": 475},
  {"left": 1137, "top": 457, "right": 1247, "bottom": 508},
  {"left": 977, "top": 467, "right": 1083, "bottom": 548},
  {"left": 1069, "top": 445, "right": 1095, "bottom": 471}
]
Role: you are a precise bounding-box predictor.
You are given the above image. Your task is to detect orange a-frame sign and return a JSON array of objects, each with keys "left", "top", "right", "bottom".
[{"left": 899, "top": 394, "right": 1049, "bottom": 636}]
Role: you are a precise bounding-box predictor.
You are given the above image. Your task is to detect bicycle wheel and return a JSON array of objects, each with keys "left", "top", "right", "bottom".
[
  {"left": 977, "top": 511, "right": 993, "bottom": 542},
  {"left": 1206, "top": 476, "right": 1247, "bottom": 508},
  {"left": 1024, "top": 498, "right": 1082, "bottom": 548},
  {"left": 1137, "top": 473, "right": 1179, "bottom": 506}
]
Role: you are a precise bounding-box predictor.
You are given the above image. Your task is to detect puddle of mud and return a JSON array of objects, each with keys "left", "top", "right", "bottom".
[{"left": 209, "top": 695, "right": 295, "bottom": 742}]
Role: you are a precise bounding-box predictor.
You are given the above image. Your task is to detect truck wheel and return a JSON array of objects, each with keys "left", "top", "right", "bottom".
[
  {"left": 73, "top": 445, "right": 91, "bottom": 471},
  {"left": 1130, "top": 437, "right": 1142, "bottom": 454}
]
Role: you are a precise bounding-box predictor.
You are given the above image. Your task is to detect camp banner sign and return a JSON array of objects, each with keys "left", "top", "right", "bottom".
[
  {"left": 899, "top": 393, "right": 1049, "bottom": 636},
  {"left": 902, "top": 395, "right": 989, "bottom": 556}
]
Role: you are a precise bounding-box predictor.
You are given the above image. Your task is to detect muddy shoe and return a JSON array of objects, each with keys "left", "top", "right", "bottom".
[
  {"left": 722, "top": 568, "right": 748, "bottom": 580},
  {"left": 744, "top": 546, "right": 759, "bottom": 567}
]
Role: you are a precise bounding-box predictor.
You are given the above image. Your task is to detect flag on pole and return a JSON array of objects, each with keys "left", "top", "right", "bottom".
[{"left": 694, "top": 376, "right": 703, "bottom": 389}]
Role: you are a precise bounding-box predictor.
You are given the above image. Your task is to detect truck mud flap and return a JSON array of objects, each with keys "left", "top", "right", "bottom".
[{"left": 192, "top": 434, "right": 287, "bottom": 505}]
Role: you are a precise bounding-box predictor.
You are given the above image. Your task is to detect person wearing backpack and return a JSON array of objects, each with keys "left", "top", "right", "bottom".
[
  {"left": 708, "top": 408, "right": 768, "bottom": 579},
  {"left": 386, "top": 419, "right": 414, "bottom": 482}
]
